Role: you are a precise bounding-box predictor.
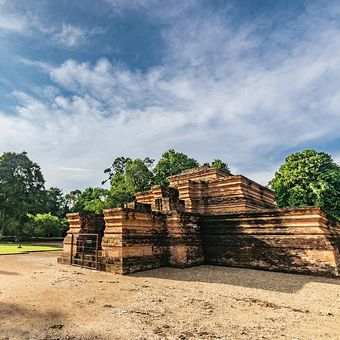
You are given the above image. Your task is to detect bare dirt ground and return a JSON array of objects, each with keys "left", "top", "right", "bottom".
[{"left": 0, "top": 252, "right": 339, "bottom": 340}]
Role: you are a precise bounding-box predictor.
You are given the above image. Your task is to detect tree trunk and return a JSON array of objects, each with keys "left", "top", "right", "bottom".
[{"left": 0, "top": 207, "right": 6, "bottom": 239}]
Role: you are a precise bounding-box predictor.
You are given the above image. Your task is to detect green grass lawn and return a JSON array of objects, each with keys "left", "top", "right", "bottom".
[{"left": 0, "top": 243, "right": 62, "bottom": 255}]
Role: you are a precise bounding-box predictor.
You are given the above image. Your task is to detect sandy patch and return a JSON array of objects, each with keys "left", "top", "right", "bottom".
[{"left": 0, "top": 252, "right": 339, "bottom": 339}]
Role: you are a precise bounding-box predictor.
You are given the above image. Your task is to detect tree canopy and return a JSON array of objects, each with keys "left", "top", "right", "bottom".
[
  {"left": 65, "top": 190, "right": 81, "bottom": 210},
  {"left": 24, "top": 213, "right": 67, "bottom": 238},
  {"left": 69, "top": 187, "right": 109, "bottom": 214},
  {"left": 210, "top": 159, "right": 231, "bottom": 173},
  {"left": 100, "top": 150, "right": 229, "bottom": 208},
  {"left": 45, "top": 187, "right": 68, "bottom": 219},
  {"left": 153, "top": 149, "right": 199, "bottom": 186},
  {"left": 0, "top": 151, "right": 71, "bottom": 238},
  {"left": 0, "top": 149, "right": 231, "bottom": 237},
  {"left": 103, "top": 158, "right": 154, "bottom": 208},
  {"left": 269, "top": 150, "right": 340, "bottom": 220},
  {"left": 0, "top": 152, "right": 46, "bottom": 237}
]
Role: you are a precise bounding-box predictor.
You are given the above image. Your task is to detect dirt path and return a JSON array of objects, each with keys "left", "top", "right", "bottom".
[{"left": 0, "top": 252, "right": 339, "bottom": 340}]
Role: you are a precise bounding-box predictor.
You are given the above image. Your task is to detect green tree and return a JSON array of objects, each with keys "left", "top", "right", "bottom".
[
  {"left": 105, "top": 157, "right": 154, "bottom": 208},
  {"left": 0, "top": 152, "right": 45, "bottom": 237},
  {"left": 102, "top": 157, "right": 131, "bottom": 185},
  {"left": 153, "top": 149, "right": 199, "bottom": 186},
  {"left": 70, "top": 187, "right": 109, "bottom": 214},
  {"left": 24, "top": 213, "right": 64, "bottom": 237},
  {"left": 210, "top": 159, "right": 230, "bottom": 173},
  {"left": 45, "top": 187, "right": 68, "bottom": 218},
  {"left": 269, "top": 150, "right": 340, "bottom": 220},
  {"left": 125, "top": 158, "right": 154, "bottom": 193},
  {"left": 65, "top": 189, "right": 81, "bottom": 211}
]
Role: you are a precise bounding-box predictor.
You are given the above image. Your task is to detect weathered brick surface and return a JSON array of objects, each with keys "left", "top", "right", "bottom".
[
  {"left": 166, "top": 211, "right": 204, "bottom": 267},
  {"left": 59, "top": 166, "right": 340, "bottom": 277},
  {"left": 201, "top": 207, "right": 340, "bottom": 277},
  {"left": 100, "top": 205, "right": 204, "bottom": 273},
  {"left": 57, "top": 212, "right": 104, "bottom": 266},
  {"left": 102, "top": 207, "right": 168, "bottom": 274},
  {"left": 142, "top": 167, "right": 276, "bottom": 215},
  {"left": 167, "top": 166, "right": 230, "bottom": 185}
]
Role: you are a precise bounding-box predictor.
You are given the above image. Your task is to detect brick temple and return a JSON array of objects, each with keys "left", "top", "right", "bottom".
[{"left": 58, "top": 166, "right": 340, "bottom": 277}]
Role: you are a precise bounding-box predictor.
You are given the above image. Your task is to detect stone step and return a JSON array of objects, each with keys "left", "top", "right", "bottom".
[
  {"left": 73, "top": 258, "right": 97, "bottom": 266},
  {"left": 74, "top": 252, "right": 102, "bottom": 260}
]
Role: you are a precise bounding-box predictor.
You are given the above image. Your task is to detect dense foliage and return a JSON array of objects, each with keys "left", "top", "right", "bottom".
[
  {"left": 65, "top": 189, "right": 81, "bottom": 210},
  {"left": 210, "top": 159, "right": 231, "bottom": 173},
  {"left": 73, "top": 149, "right": 227, "bottom": 211},
  {"left": 23, "top": 213, "right": 68, "bottom": 238},
  {"left": 0, "top": 152, "right": 46, "bottom": 237},
  {"left": 0, "top": 152, "right": 69, "bottom": 238},
  {"left": 45, "top": 187, "right": 68, "bottom": 219},
  {"left": 69, "top": 187, "right": 109, "bottom": 214},
  {"left": 3, "top": 147, "right": 339, "bottom": 239},
  {"left": 153, "top": 149, "right": 199, "bottom": 186},
  {"left": 101, "top": 157, "right": 155, "bottom": 208},
  {"left": 269, "top": 150, "right": 340, "bottom": 220},
  {"left": 0, "top": 149, "right": 231, "bottom": 236},
  {"left": 70, "top": 150, "right": 232, "bottom": 212}
]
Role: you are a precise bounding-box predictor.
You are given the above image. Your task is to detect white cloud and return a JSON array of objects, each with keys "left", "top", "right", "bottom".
[
  {"left": 0, "top": 15, "right": 26, "bottom": 32},
  {"left": 0, "top": 1, "right": 102, "bottom": 48},
  {"left": 53, "top": 24, "right": 87, "bottom": 47},
  {"left": 57, "top": 167, "right": 93, "bottom": 172},
  {"left": 0, "top": 0, "right": 27, "bottom": 33},
  {"left": 41, "top": 22, "right": 104, "bottom": 48},
  {"left": 104, "top": 0, "right": 159, "bottom": 10},
  {"left": 16, "top": 57, "right": 52, "bottom": 72},
  {"left": 1, "top": 1, "right": 340, "bottom": 191},
  {"left": 333, "top": 154, "right": 340, "bottom": 165}
]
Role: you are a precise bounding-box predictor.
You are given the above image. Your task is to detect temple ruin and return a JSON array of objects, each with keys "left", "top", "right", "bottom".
[{"left": 58, "top": 166, "right": 340, "bottom": 277}]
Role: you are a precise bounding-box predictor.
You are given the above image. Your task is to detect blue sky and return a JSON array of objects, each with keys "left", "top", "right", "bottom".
[{"left": 0, "top": 0, "right": 339, "bottom": 192}]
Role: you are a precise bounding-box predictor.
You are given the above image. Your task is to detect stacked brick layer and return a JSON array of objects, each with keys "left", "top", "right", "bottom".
[
  {"left": 102, "top": 208, "right": 167, "bottom": 274},
  {"left": 57, "top": 213, "right": 105, "bottom": 265},
  {"left": 135, "top": 186, "right": 180, "bottom": 212},
  {"left": 201, "top": 207, "right": 340, "bottom": 277},
  {"left": 167, "top": 166, "right": 229, "bottom": 185},
  {"left": 101, "top": 208, "right": 204, "bottom": 274},
  {"left": 174, "top": 176, "right": 276, "bottom": 214},
  {"left": 58, "top": 166, "right": 340, "bottom": 277},
  {"left": 166, "top": 211, "right": 204, "bottom": 267},
  {"left": 137, "top": 168, "right": 276, "bottom": 215}
]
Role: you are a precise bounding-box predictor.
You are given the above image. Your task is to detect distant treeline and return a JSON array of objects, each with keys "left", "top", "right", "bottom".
[
  {"left": 0, "top": 149, "right": 229, "bottom": 239},
  {"left": 0, "top": 148, "right": 339, "bottom": 239}
]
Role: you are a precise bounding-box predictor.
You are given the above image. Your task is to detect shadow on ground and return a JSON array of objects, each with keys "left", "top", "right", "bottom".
[
  {"left": 0, "top": 302, "right": 61, "bottom": 320},
  {"left": 0, "top": 270, "right": 21, "bottom": 275},
  {"left": 130, "top": 265, "right": 340, "bottom": 294},
  {"left": 0, "top": 302, "right": 108, "bottom": 340},
  {"left": 0, "top": 302, "right": 64, "bottom": 339}
]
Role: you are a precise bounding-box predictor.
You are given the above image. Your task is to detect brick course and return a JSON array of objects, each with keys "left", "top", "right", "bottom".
[{"left": 58, "top": 166, "right": 340, "bottom": 277}]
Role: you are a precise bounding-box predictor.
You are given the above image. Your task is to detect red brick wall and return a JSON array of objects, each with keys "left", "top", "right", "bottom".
[{"left": 201, "top": 207, "right": 340, "bottom": 277}]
